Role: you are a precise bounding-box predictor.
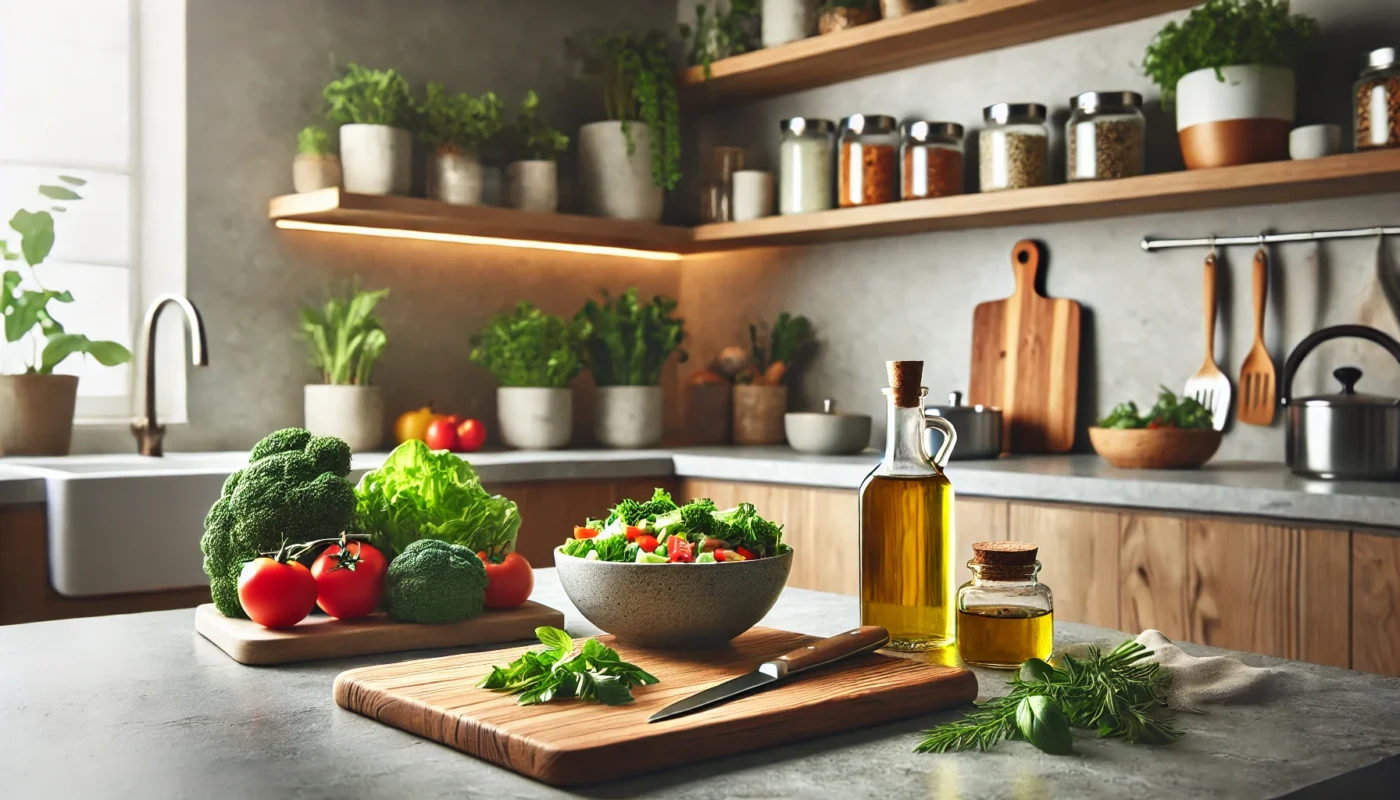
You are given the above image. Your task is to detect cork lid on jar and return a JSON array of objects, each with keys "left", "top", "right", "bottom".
[
  {"left": 886, "top": 360, "right": 925, "bottom": 408},
  {"left": 971, "top": 541, "right": 1040, "bottom": 579}
]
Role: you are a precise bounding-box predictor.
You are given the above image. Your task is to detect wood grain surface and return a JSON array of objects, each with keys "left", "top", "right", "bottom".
[
  {"left": 1352, "top": 533, "right": 1400, "bottom": 675},
  {"left": 1119, "top": 514, "right": 1189, "bottom": 641},
  {"left": 334, "top": 626, "right": 977, "bottom": 786},
  {"left": 1009, "top": 502, "right": 1119, "bottom": 628}
]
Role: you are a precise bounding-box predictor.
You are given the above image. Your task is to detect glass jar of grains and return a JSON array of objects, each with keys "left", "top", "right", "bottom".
[
  {"left": 1355, "top": 47, "right": 1400, "bottom": 151},
  {"left": 900, "top": 121, "right": 964, "bottom": 200},
  {"left": 779, "top": 117, "right": 836, "bottom": 215},
  {"left": 979, "top": 103, "right": 1048, "bottom": 192},
  {"left": 956, "top": 541, "right": 1054, "bottom": 669},
  {"left": 838, "top": 114, "right": 898, "bottom": 207},
  {"left": 1066, "top": 91, "right": 1145, "bottom": 181}
]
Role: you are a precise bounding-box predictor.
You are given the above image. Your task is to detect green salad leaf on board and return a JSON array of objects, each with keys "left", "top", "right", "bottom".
[
  {"left": 1099, "top": 386, "right": 1213, "bottom": 430},
  {"left": 478, "top": 626, "right": 659, "bottom": 706}
]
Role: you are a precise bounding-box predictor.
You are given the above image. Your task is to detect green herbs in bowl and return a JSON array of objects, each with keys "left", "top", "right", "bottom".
[{"left": 1091, "top": 387, "right": 1221, "bottom": 470}]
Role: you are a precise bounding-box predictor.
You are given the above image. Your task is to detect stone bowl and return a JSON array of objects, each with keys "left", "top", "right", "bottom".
[
  {"left": 784, "top": 410, "right": 872, "bottom": 455},
  {"left": 553, "top": 547, "right": 793, "bottom": 648},
  {"left": 1088, "top": 426, "right": 1223, "bottom": 469}
]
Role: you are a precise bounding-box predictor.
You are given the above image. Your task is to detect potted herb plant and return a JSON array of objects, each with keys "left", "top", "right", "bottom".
[
  {"left": 469, "top": 302, "right": 584, "bottom": 449},
  {"left": 681, "top": 1, "right": 759, "bottom": 74},
  {"left": 503, "top": 91, "right": 569, "bottom": 213},
  {"left": 575, "top": 288, "right": 686, "bottom": 448},
  {"left": 570, "top": 30, "right": 681, "bottom": 222},
  {"left": 818, "top": 0, "right": 879, "bottom": 35},
  {"left": 300, "top": 282, "right": 389, "bottom": 451},
  {"left": 1144, "top": 0, "right": 1318, "bottom": 169},
  {"left": 733, "top": 312, "right": 813, "bottom": 445},
  {"left": 0, "top": 178, "right": 131, "bottom": 455},
  {"left": 293, "top": 125, "right": 341, "bottom": 193},
  {"left": 323, "top": 64, "right": 415, "bottom": 195},
  {"left": 417, "top": 82, "right": 504, "bottom": 206}
]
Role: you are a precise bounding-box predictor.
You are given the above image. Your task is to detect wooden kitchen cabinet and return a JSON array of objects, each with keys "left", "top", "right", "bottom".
[
  {"left": 1009, "top": 502, "right": 1121, "bottom": 629},
  {"left": 1353, "top": 533, "right": 1400, "bottom": 676}
]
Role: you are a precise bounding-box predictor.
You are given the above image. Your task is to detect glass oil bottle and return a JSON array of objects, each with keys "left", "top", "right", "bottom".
[
  {"left": 956, "top": 541, "right": 1054, "bottom": 668},
  {"left": 859, "top": 360, "right": 959, "bottom": 651}
]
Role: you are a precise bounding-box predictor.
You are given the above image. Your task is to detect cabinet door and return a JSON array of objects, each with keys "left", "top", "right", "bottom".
[
  {"left": 952, "top": 497, "right": 1008, "bottom": 575},
  {"left": 1009, "top": 502, "right": 1120, "bottom": 629},
  {"left": 1119, "top": 513, "right": 1189, "bottom": 641},
  {"left": 1353, "top": 533, "right": 1400, "bottom": 676}
]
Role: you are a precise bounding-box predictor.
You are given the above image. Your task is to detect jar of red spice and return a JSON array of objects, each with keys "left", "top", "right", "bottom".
[
  {"left": 838, "top": 114, "right": 898, "bottom": 207},
  {"left": 900, "top": 121, "right": 964, "bottom": 200}
]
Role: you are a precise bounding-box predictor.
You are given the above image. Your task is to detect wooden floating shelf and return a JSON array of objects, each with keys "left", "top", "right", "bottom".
[{"left": 678, "top": 0, "right": 1197, "bottom": 109}]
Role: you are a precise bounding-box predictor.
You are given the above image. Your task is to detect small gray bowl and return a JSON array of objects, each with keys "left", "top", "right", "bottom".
[
  {"left": 784, "top": 399, "right": 872, "bottom": 455},
  {"left": 553, "top": 547, "right": 793, "bottom": 648}
]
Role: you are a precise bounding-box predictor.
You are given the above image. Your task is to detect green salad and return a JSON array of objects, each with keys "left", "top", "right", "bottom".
[
  {"left": 561, "top": 488, "right": 789, "bottom": 564},
  {"left": 1099, "top": 386, "right": 1213, "bottom": 430}
]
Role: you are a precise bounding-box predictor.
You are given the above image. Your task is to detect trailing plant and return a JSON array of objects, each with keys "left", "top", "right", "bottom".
[
  {"left": 1, "top": 178, "right": 132, "bottom": 375},
  {"left": 679, "top": 0, "right": 759, "bottom": 79},
  {"left": 574, "top": 287, "right": 687, "bottom": 386},
  {"left": 507, "top": 91, "right": 570, "bottom": 162},
  {"left": 297, "top": 125, "right": 334, "bottom": 156},
  {"left": 469, "top": 302, "right": 584, "bottom": 388},
  {"left": 322, "top": 63, "right": 415, "bottom": 128},
  {"left": 1143, "top": 0, "right": 1319, "bottom": 102},
  {"left": 299, "top": 281, "right": 389, "bottom": 385},
  {"left": 415, "top": 82, "right": 505, "bottom": 154}
]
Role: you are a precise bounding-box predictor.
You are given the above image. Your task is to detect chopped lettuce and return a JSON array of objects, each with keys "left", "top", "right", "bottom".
[{"left": 563, "top": 489, "right": 789, "bottom": 562}]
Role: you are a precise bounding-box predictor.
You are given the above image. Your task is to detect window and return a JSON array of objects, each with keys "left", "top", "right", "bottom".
[{"left": 0, "top": 0, "right": 185, "bottom": 422}]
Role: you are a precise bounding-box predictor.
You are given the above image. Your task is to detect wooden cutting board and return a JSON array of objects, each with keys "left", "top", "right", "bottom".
[
  {"left": 968, "top": 240, "right": 1081, "bottom": 453},
  {"left": 195, "top": 601, "right": 563, "bottom": 665},
  {"left": 334, "top": 626, "right": 977, "bottom": 786}
]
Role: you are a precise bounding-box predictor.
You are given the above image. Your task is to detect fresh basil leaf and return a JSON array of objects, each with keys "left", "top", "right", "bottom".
[
  {"left": 536, "top": 626, "right": 572, "bottom": 657},
  {"left": 592, "top": 673, "right": 635, "bottom": 706},
  {"left": 1019, "top": 658, "right": 1057, "bottom": 683},
  {"left": 1016, "top": 695, "right": 1073, "bottom": 755}
]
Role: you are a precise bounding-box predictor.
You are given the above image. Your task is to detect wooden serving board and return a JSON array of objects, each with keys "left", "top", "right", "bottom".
[
  {"left": 194, "top": 601, "right": 563, "bottom": 665},
  {"left": 334, "top": 626, "right": 977, "bottom": 786},
  {"left": 968, "top": 239, "right": 1081, "bottom": 453}
]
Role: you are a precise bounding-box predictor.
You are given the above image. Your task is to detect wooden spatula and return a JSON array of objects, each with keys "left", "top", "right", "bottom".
[
  {"left": 1238, "top": 247, "right": 1277, "bottom": 425},
  {"left": 1184, "top": 251, "right": 1231, "bottom": 431}
]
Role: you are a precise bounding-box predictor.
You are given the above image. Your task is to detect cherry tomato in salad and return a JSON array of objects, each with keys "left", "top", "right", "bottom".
[
  {"left": 636, "top": 534, "right": 659, "bottom": 553},
  {"left": 715, "top": 549, "right": 746, "bottom": 562},
  {"left": 736, "top": 546, "right": 757, "bottom": 561},
  {"left": 1146, "top": 419, "right": 1173, "bottom": 430},
  {"left": 238, "top": 558, "right": 318, "bottom": 629},
  {"left": 573, "top": 526, "right": 598, "bottom": 539},
  {"left": 476, "top": 552, "right": 533, "bottom": 609},
  {"left": 624, "top": 525, "right": 645, "bottom": 542},
  {"left": 310, "top": 541, "right": 387, "bottom": 620},
  {"left": 668, "top": 537, "right": 695, "bottom": 563}
]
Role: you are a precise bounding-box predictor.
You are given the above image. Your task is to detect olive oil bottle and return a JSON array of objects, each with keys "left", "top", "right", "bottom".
[{"left": 859, "top": 361, "right": 959, "bottom": 651}]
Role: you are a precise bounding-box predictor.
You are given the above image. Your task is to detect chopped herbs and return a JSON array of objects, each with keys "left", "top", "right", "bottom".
[{"left": 478, "top": 626, "right": 658, "bottom": 706}]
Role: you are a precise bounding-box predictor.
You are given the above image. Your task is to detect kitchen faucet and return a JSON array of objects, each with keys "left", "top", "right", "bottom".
[{"left": 131, "top": 294, "right": 208, "bottom": 456}]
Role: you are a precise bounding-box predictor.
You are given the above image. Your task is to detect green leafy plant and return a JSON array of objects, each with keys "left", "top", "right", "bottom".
[
  {"left": 322, "top": 63, "right": 415, "bottom": 128},
  {"left": 742, "top": 312, "right": 813, "bottom": 385},
  {"left": 1, "top": 178, "right": 132, "bottom": 376},
  {"left": 1143, "top": 0, "right": 1319, "bottom": 102},
  {"left": 679, "top": 0, "right": 758, "bottom": 79},
  {"left": 415, "top": 82, "right": 504, "bottom": 154},
  {"left": 1099, "top": 386, "right": 1213, "bottom": 430},
  {"left": 469, "top": 302, "right": 584, "bottom": 388},
  {"left": 479, "top": 626, "right": 660, "bottom": 705},
  {"left": 297, "top": 125, "right": 334, "bottom": 156},
  {"left": 298, "top": 282, "right": 388, "bottom": 386},
  {"left": 507, "top": 91, "right": 570, "bottom": 162},
  {"left": 574, "top": 287, "right": 687, "bottom": 386}
]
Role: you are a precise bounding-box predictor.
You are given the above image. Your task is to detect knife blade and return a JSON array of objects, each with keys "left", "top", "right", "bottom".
[{"left": 647, "top": 626, "right": 890, "bottom": 723}]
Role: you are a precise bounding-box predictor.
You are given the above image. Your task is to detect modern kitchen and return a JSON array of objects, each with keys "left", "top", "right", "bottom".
[{"left": 3, "top": 0, "right": 1400, "bottom": 797}]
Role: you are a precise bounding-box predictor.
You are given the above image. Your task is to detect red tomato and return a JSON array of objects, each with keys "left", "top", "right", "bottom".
[
  {"left": 477, "top": 552, "right": 533, "bottom": 609},
  {"left": 237, "top": 558, "right": 318, "bottom": 629},
  {"left": 574, "top": 526, "right": 598, "bottom": 539},
  {"left": 1146, "top": 419, "right": 1173, "bottom": 430},
  {"left": 716, "top": 549, "right": 746, "bottom": 562},
  {"left": 456, "top": 418, "right": 487, "bottom": 452},
  {"left": 636, "top": 534, "right": 659, "bottom": 553},
  {"left": 736, "top": 546, "right": 757, "bottom": 561},
  {"left": 311, "top": 541, "right": 387, "bottom": 619},
  {"left": 668, "top": 537, "right": 694, "bottom": 563},
  {"left": 425, "top": 418, "right": 459, "bottom": 450},
  {"left": 623, "top": 525, "right": 645, "bottom": 542}
]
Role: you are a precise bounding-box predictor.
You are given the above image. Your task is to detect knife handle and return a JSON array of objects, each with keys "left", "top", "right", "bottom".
[{"left": 773, "top": 626, "right": 890, "bottom": 675}]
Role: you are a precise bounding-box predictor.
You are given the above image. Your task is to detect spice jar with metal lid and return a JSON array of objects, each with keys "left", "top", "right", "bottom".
[
  {"left": 839, "top": 114, "right": 898, "bottom": 207},
  {"left": 956, "top": 541, "right": 1054, "bottom": 669},
  {"left": 779, "top": 117, "right": 836, "bottom": 215},
  {"left": 1067, "top": 91, "right": 1145, "bottom": 181},
  {"left": 1355, "top": 47, "right": 1400, "bottom": 150},
  {"left": 901, "top": 121, "right": 964, "bottom": 200},
  {"left": 979, "top": 103, "right": 1049, "bottom": 192}
]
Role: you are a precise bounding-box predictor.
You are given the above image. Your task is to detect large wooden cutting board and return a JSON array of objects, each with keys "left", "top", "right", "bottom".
[
  {"left": 334, "top": 626, "right": 977, "bottom": 786},
  {"left": 968, "top": 240, "right": 1081, "bottom": 453}
]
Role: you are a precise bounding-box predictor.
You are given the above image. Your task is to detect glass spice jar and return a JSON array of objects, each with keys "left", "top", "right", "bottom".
[
  {"left": 900, "top": 121, "right": 964, "bottom": 200},
  {"left": 779, "top": 117, "right": 836, "bottom": 215},
  {"left": 978, "top": 103, "right": 1049, "bottom": 192},
  {"left": 1066, "top": 91, "right": 1145, "bottom": 181},
  {"left": 956, "top": 541, "right": 1054, "bottom": 669},
  {"left": 1356, "top": 47, "right": 1400, "bottom": 151},
  {"left": 839, "top": 114, "right": 898, "bottom": 207}
]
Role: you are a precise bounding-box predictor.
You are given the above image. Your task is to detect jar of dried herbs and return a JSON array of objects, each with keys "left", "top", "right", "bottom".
[
  {"left": 1355, "top": 47, "right": 1400, "bottom": 151},
  {"left": 900, "top": 121, "right": 964, "bottom": 200},
  {"left": 1066, "top": 91, "right": 1145, "bottom": 182},
  {"left": 839, "top": 114, "right": 898, "bottom": 207},
  {"left": 978, "top": 103, "right": 1048, "bottom": 192}
]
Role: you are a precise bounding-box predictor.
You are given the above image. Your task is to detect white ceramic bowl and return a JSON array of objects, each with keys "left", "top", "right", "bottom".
[
  {"left": 784, "top": 410, "right": 871, "bottom": 455},
  {"left": 1289, "top": 124, "right": 1341, "bottom": 160}
]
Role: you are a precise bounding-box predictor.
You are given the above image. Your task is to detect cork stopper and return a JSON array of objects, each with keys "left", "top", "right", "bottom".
[
  {"left": 971, "top": 541, "right": 1039, "bottom": 580},
  {"left": 886, "top": 360, "right": 924, "bottom": 408}
]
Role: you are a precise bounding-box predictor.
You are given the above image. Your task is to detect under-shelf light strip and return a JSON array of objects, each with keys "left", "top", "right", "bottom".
[{"left": 275, "top": 220, "right": 684, "bottom": 261}]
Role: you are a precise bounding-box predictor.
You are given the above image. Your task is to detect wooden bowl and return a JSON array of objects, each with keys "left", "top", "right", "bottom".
[{"left": 1088, "top": 427, "right": 1223, "bottom": 469}]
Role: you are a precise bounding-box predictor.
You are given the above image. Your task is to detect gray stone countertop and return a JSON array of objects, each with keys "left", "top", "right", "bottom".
[{"left": 3, "top": 569, "right": 1397, "bottom": 799}]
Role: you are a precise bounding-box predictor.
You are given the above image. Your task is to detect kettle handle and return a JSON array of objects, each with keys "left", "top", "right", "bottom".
[
  {"left": 923, "top": 415, "right": 958, "bottom": 468},
  {"left": 1280, "top": 324, "right": 1400, "bottom": 405}
]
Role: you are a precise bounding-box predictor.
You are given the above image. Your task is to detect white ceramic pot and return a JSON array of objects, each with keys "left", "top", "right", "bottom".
[
  {"left": 578, "top": 121, "right": 664, "bottom": 222},
  {"left": 427, "top": 148, "right": 484, "bottom": 206},
  {"left": 1176, "top": 65, "right": 1295, "bottom": 169},
  {"left": 303, "top": 384, "right": 384, "bottom": 452},
  {"left": 292, "top": 153, "right": 342, "bottom": 193},
  {"left": 0, "top": 374, "right": 78, "bottom": 456},
  {"left": 594, "top": 385, "right": 664, "bottom": 448},
  {"left": 505, "top": 160, "right": 559, "bottom": 213},
  {"left": 1289, "top": 124, "right": 1342, "bottom": 160},
  {"left": 498, "top": 386, "right": 572, "bottom": 450},
  {"left": 339, "top": 124, "right": 412, "bottom": 195},
  {"left": 731, "top": 170, "right": 775, "bottom": 222},
  {"left": 762, "top": 0, "right": 815, "bottom": 47}
]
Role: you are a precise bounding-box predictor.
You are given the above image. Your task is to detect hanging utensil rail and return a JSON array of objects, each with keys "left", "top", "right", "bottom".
[{"left": 1142, "top": 225, "right": 1400, "bottom": 252}]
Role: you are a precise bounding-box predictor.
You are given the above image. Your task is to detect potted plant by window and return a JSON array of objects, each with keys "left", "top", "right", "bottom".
[
  {"left": 323, "top": 64, "right": 415, "bottom": 195},
  {"left": 570, "top": 30, "right": 681, "bottom": 221},
  {"left": 503, "top": 91, "right": 569, "bottom": 213},
  {"left": 300, "top": 283, "right": 389, "bottom": 451},
  {"left": 575, "top": 288, "right": 687, "bottom": 448},
  {"left": 733, "top": 313, "right": 813, "bottom": 445},
  {"left": 1144, "top": 0, "right": 1318, "bottom": 169},
  {"left": 470, "top": 302, "right": 584, "bottom": 449},
  {"left": 293, "top": 125, "right": 341, "bottom": 193},
  {"left": 0, "top": 178, "right": 131, "bottom": 455},
  {"left": 818, "top": 0, "right": 879, "bottom": 35},
  {"left": 417, "top": 82, "right": 504, "bottom": 206}
]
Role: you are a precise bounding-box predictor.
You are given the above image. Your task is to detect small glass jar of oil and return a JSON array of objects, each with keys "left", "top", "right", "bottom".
[{"left": 955, "top": 541, "right": 1053, "bottom": 668}]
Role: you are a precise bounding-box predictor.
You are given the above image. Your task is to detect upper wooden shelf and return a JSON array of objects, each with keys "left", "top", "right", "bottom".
[{"left": 677, "top": 0, "right": 1197, "bottom": 108}]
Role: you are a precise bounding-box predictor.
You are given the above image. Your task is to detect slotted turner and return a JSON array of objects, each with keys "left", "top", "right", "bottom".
[
  {"left": 1238, "top": 247, "right": 1277, "bottom": 425},
  {"left": 1184, "top": 251, "right": 1231, "bottom": 431}
]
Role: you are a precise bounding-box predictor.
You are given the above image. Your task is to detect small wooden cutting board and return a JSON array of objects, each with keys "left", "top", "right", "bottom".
[
  {"left": 334, "top": 626, "right": 977, "bottom": 786},
  {"left": 194, "top": 601, "right": 563, "bottom": 665}
]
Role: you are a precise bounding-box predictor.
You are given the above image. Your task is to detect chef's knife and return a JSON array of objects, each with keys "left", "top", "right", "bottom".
[{"left": 647, "top": 626, "right": 890, "bottom": 723}]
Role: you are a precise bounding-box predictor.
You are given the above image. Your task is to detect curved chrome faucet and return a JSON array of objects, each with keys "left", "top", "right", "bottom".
[{"left": 131, "top": 294, "right": 208, "bottom": 456}]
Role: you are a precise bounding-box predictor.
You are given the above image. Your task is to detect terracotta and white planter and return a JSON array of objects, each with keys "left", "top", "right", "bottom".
[
  {"left": 594, "top": 385, "right": 664, "bottom": 448},
  {"left": 292, "top": 154, "right": 342, "bottom": 193},
  {"left": 339, "top": 124, "right": 412, "bottom": 195},
  {"left": 303, "top": 384, "right": 384, "bottom": 452},
  {"left": 427, "top": 148, "right": 484, "bottom": 206},
  {"left": 578, "top": 121, "right": 664, "bottom": 222},
  {"left": 733, "top": 384, "right": 788, "bottom": 445},
  {"left": 0, "top": 374, "right": 78, "bottom": 456},
  {"left": 505, "top": 160, "right": 559, "bottom": 213},
  {"left": 498, "top": 386, "right": 572, "bottom": 450},
  {"left": 1176, "top": 65, "right": 1295, "bottom": 169}
]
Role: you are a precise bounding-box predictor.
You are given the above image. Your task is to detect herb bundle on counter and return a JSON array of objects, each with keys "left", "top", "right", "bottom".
[{"left": 479, "top": 626, "right": 659, "bottom": 705}]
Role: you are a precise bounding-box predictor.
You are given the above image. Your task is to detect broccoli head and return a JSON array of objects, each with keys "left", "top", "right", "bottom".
[
  {"left": 384, "top": 539, "right": 487, "bottom": 624},
  {"left": 713, "top": 502, "right": 787, "bottom": 557},
  {"left": 678, "top": 498, "right": 718, "bottom": 536}
]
